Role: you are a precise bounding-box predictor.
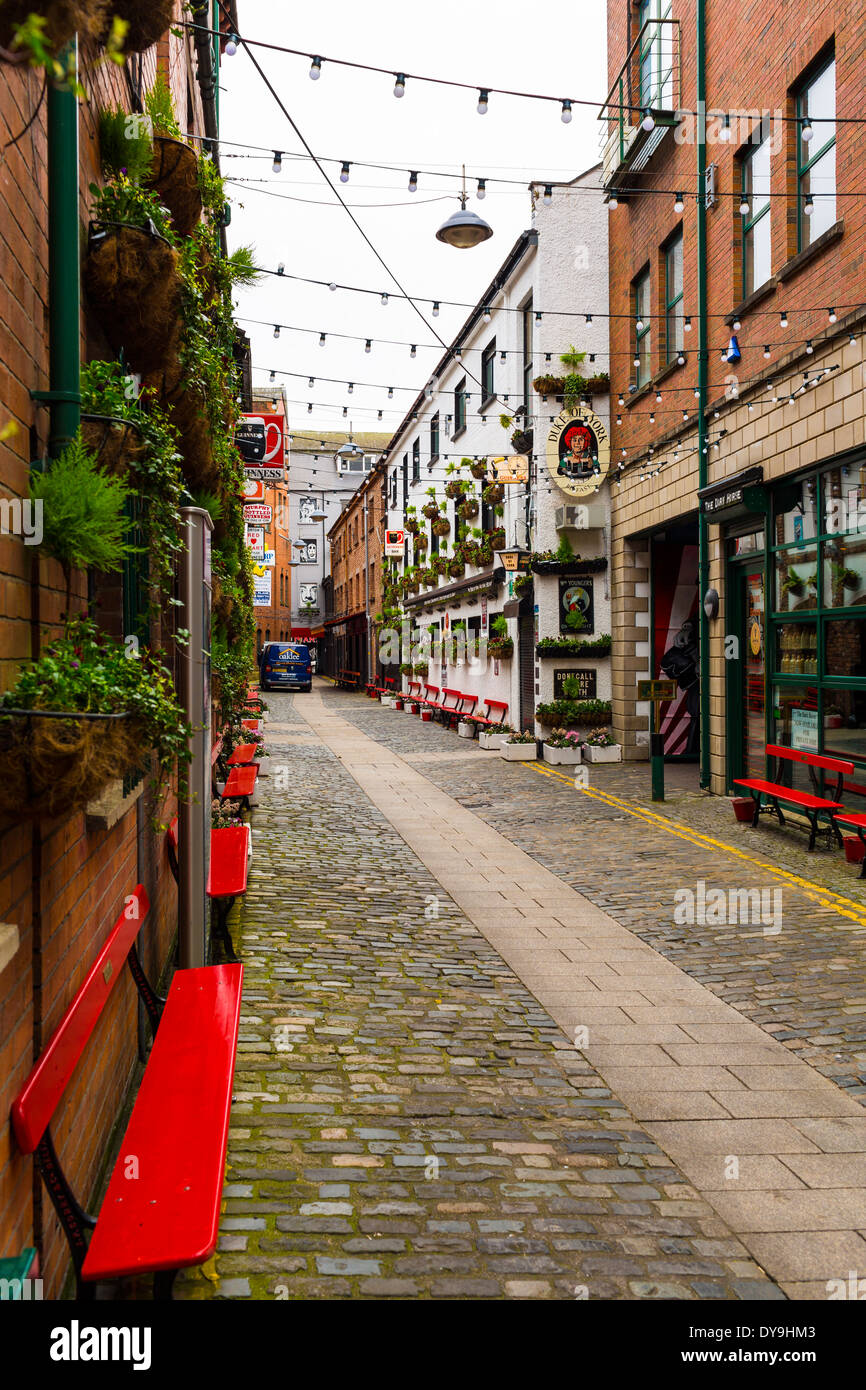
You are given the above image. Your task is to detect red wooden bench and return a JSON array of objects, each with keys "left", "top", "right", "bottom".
[
  {"left": 432, "top": 688, "right": 465, "bottom": 728},
  {"left": 465, "top": 698, "right": 509, "bottom": 733},
  {"left": 168, "top": 818, "right": 249, "bottom": 962},
  {"left": 10, "top": 885, "right": 243, "bottom": 1299},
  {"left": 212, "top": 735, "right": 259, "bottom": 810},
  {"left": 241, "top": 718, "right": 261, "bottom": 735},
  {"left": 735, "top": 744, "right": 853, "bottom": 851},
  {"left": 418, "top": 684, "right": 440, "bottom": 721},
  {"left": 405, "top": 680, "right": 423, "bottom": 713},
  {"left": 457, "top": 693, "right": 479, "bottom": 724},
  {"left": 368, "top": 675, "right": 396, "bottom": 700}
]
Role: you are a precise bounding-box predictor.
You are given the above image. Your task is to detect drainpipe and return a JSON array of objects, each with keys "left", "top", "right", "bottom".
[
  {"left": 363, "top": 488, "right": 370, "bottom": 682},
  {"left": 696, "top": 0, "right": 711, "bottom": 789},
  {"left": 46, "top": 41, "right": 81, "bottom": 457}
]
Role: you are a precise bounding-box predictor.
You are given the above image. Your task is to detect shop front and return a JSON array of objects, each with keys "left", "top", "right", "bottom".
[{"left": 703, "top": 455, "right": 866, "bottom": 805}]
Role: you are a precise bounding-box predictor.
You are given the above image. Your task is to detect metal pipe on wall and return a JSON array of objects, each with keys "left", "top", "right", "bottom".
[
  {"left": 47, "top": 40, "right": 81, "bottom": 457},
  {"left": 178, "top": 507, "right": 213, "bottom": 969}
]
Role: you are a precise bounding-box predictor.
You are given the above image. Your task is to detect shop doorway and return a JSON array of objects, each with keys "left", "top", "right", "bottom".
[
  {"left": 727, "top": 560, "right": 767, "bottom": 784},
  {"left": 650, "top": 521, "right": 700, "bottom": 758}
]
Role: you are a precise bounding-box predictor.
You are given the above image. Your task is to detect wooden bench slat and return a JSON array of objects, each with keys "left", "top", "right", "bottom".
[
  {"left": 734, "top": 778, "right": 844, "bottom": 811},
  {"left": 81, "top": 963, "right": 243, "bottom": 1281},
  {"left": 766, "top": 744, "right": 854, "bottom": 776},
  {"left": 223, "top": 765, "right": 259, "bottom": 799},
  {"left": 227, "top": 743, "right": 258, "bottom": 766},
  {"left": 208, "top": 826, "right": 250, "bottom": 899},
  {"left": 11, "top": 886, "right": 150, "bottom": 1156}
]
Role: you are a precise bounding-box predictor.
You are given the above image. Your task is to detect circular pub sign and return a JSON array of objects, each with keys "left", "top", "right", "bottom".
[{"left": 545, "top": 405, "right": 610, "bottom": 497}]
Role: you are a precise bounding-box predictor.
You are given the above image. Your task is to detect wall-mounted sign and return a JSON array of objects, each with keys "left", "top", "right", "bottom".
[
  {"left": 554, "top": 668, "right": 597, "bottom": 700},
  {"left": 238, "top": 413, "right": 286, "bottom": 481},
  {"left": 261, "top": 550, "right": 276, "bottom": 568},
  {"left": 242, "top": 477, "right": 266, "bottom": 502},
  {"left": 559, "top": 576, "right": 594, "bottom": 635},
  {"left": 299, "top": 583, "right": 318, "bottom": 606},
  {"left": 489, "top": 454, "right": 529, "bottom": 485},
  {"left": 243, "top": 503, "right": 273, "bottom": 523},
  {"left": 546, "top": 405, "right": 610, "bottom": 497},
  {"left": 385, "top": 529, "right": 405, "bottom": 556},
  {"left": 252, "top": 570, "right": 272, "bottom": 606},
  {"left": 298, "top": 495, "right": 321, "bottom": 524},
  {"left": 791, "top": 706, "right": 819, "bottom": 751},
  {"left": 697, "top": 467, "right": 766, "bottom": 521},
  {"left": 245, "top": 526, "right": 264, "bottom": 557},
  {"left": 299, "top": 539, "right": 318, "bottom": 563},
  {"left": 500, "top": 550, "right": 533, "bottom": 572}
]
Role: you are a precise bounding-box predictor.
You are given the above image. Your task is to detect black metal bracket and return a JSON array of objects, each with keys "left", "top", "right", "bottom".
[
  {"left": 35, "top": 1129, "right": 97, "bottom": 1297},
  {"left": 126, "top": 942, "right": 165, "bottom": 1035}
]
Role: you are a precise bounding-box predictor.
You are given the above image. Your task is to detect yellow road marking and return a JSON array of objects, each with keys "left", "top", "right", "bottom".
[{"left": 527, "top": 760, "right": 866, "bottom": 929}]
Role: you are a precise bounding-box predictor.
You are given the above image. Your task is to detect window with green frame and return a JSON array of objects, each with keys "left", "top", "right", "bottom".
[
  {"left": 770, "top": 460, "right": 866, "bottom": 799},
  {"left": 664, "top": 230, "right": 683, "bottom": 361},
  {"left": 522, "top": 298, "right": 533, "bottom": 417},
  {"left": 797, "top": 56, "right": 836, "bottom": 249},
  {"left": 633, "top": 268, "right": 651, "bottom": 387},
  {"left": 741, "top": 135, "right": 772, "bottom": 298},
  {"left": 638, "top": 0, "right": 674, "bottom": 111}
]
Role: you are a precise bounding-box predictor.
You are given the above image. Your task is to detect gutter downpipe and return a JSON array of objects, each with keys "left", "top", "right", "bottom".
[
  {"left": 696, "top": 0, "right": 711, "bottom": 789},
  {"left": 47, "top": 40, "right": 81, "bottom": 457}
]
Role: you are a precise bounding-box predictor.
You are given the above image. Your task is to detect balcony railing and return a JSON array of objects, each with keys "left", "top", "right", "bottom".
[{"left": 598, "top": 17, "right": 681, "bottom": 188}]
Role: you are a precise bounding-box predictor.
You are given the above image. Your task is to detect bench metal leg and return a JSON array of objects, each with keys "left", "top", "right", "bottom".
[
  {"left": 807, "top": 812, "right": 818, "bottom": 852},
  {"left": 213, "top": 898, "right": 240, "bottom": 964}
]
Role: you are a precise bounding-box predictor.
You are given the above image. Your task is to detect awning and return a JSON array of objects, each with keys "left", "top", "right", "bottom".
[
  {"left": 309, "top": 626, "right": 326, "bottom": 639},
  {"left": 291, "top": 626, "right": 312, "bottom": 640}
]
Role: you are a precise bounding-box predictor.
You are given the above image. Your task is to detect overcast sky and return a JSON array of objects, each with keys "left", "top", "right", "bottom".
[{"left": 220, "top": 0, "right": 607, "bottom": 467}]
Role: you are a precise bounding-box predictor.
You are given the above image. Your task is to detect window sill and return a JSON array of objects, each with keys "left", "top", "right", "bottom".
[
  {"left": 626, "top": 355, "right": 687, "bottom": 407},
  {"left": 725, "top": 278, "right": 778, "bottom": 327},
  {"left": 451, "top": 426, "right": 467, "bottom": 442},
  {"left": 480, "top": 394, "right": 497, "bottom": 413},
  {"left": 776, "top": 219, "right": 844, "bottom": 284}
]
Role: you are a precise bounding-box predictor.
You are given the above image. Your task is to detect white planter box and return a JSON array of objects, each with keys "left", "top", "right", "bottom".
[
  {"left": 380, "top": 696, "right": 394, "bottom": 708},
  {"left": 457, "top": 721, "right": 476, "bottom": 739},
  {"left": 500, "top": 742, "right": 538, "bottom": 761},
  {"left": 543, "top": 744, "right": 582, "bottom": 766},
  {"left": 583, "top": 743, "right": 622, "bottom": 764},
  {"left": 478, "top": 730, "right": 507, "bottom": 750}
]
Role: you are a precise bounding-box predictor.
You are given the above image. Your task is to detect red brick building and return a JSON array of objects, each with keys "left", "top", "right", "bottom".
[
  {"left": 0, "top": 11, "right": 236, "bottom": 1294},
  {"left": 604, "top": 0, "right": 866, "bottom": 797},
  {"left": 324, "top": 460, "right": 388, "bottom": 683}
]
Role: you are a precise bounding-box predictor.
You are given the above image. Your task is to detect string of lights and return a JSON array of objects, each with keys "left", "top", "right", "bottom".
[{"left": 192, "top": 19, "right": 866, "bottom": 129}]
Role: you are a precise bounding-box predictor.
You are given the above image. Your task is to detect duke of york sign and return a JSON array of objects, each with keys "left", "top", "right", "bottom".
[{"left": 545, "top": 405, "right": 610, "bottom": 498}]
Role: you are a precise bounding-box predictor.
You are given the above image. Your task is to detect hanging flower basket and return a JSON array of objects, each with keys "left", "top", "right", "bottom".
[
  {"left": 99, "top": 0, "right": 173, "bottom": 52},
  {"left": 1, "top": 0, "right": 108, "bottom": 55},
  {"left": 145, "top": 137, "right": 202, "bottom": 236},
  {"left": 80, "top": 413, "right": 146, "bottom": 475},
  {"left": 422, "top": 501, "right": 440, "bottom": 520},
  {"left": 405, "top": 518, "right": 420, "bottom": 535},
  {"left": 488, "top": 528, "right": 506, "bottom": 550},
  {"left": 150, "top": 354, "right": 218, "bottom": 489},
  {"left": 483, "top": 483, "right": 504, "bottom": 506},
  {"left": 458, "top": 498, "right": 479, "bottom": 520},
  {"left": 469, "top": 461, "right": 488, "bottom": 480},
  {"left": 487, "top": 637, "right": 514, "bottom": 659},
  {"left": 0, "top": 709, "right": 142, "bottom": 822},
  {"left": 83, "top": 222, "right": 180, "bottom": 376},
  {"left": 447, "top": 558, "right": 465, "bottom": 579},
  {"left": 431, "top": 517, "right": 451, "bottom": 537},
  {"left": 445, "top": 480, "right": 465, "bottom": 500},
  {"left": 414, "top": 532, "right": 429, "bottom": 550},
  {"left": 511, "top": 429, "right": 533, "bottom": 455},
  {"left": 533, "top": 374, "right": 565, "bottom": 396}
]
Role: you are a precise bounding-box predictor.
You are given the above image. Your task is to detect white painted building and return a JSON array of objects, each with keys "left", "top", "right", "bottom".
[{"left": 383, "top": 166, "right": 610, "bottom": 734}]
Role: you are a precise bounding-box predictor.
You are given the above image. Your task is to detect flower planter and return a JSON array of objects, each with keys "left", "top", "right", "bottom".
[
  {"left": 393, "top": 698, "right": 404, "bottom": 710},
  {"left": 80, "top": 414, "right": 145, "bottom": 474},
  {"left": 478, "top": 730, "right": 507, "bottom": 750},
  {"left": 0, "top": 709, "right": 142, "bottom": 823},
  {"left": 583, "top": 743, "right": 622, "bottom": 764},
  {"left": 380, "top": 696, "right": 394, "bottom": 708},
  {"left": 409, "top": 702, "right": 420, "bottom": 715},
  {"left": 532, "top": 557, "right": 609, "bottom": 576},
  {"left": 146, "top": 136, "right": 202, "bottom": 236},
  {"left": 487, "top": 639, "right": 513, "bottom": 660},
  {"left": 501, "top": 742, "right": 537, "bottom": 761},
  {"left": 543, "top": 744, "right": 582, "bottom": 766},
  {"left": 100, "top": 0, "right": 173, "bottom": 52},
  {"left": 457, "top": 720, "right": 476, "bottom": 739},
  {"left": 421, "top": 710, "right": 433, "bottom": 722},
  {"left": 843, "top": 835, "right": 866, "bottom": 866},
  {"left": 731, "top": 796, "right": 755, "bottom": 823},
  {"left": 83, "top": 223, "right": 180, "bottom": 376},
  {"left": 1, "top": 0, "right": 105, "bottom": 52}
]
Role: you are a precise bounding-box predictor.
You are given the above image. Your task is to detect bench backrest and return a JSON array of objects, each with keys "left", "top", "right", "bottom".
[
  {"left": 488, "top": 700, "right": 509, "bottom": 719},
  {"left": 459, "top": 693, "right": 478, "bottom": 713},
  {"left": 211, "top": 734, "right": 224, "bottom": 766},
  {"left": 768, "top": 744, "right": 854, "bottom": 776},
  {"left": 424, "top": 685, "right": 439, "bottom": 699},
  {"left": 442, "top": 688, "right": 462, "bottom": 708},
  {"left": 11, "top": 886, "right": 150, "bottom": 1155},
  {"left": 383, "top": 676, "right": 395, "bottom": 689},
  {"left": 407, "top": 681, "right": 421, "bottom": 698}
]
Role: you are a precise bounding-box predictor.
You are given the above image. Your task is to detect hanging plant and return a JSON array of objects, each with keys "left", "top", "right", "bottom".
[
  {"left": 483, "top": 482, "right": 504, "bottom": 506},
  {"left": 143, "top": 75, "right": 202, "bottom": 235},
  {"left": 84, "top": 176, "right": 180, "bottom": 377},
  {"left": 0, "top": 614, "right": 190, "bottom": 823},
  {"left": 469, "top": 459, "right": 488, "bottom": 480},
  {"left": 511, "top": 429, "right": 533, "bottom": 455},
  {"left": 458, "top": 496, "right": 479, "bottom": 520},
  {"left": 100, "top": 0, "right": 174, "bottom": 53},
  {"left": 1, "top": 2, "right": 109, "bottom": 59},
  {"left": 431, "top": 516, "right": 451, "bottom": 537},
  {"left": 29, "top": 434, "right": 134, "bottom": 610},
  {"left": 414, "top": 531, "right": 429, "bottom": 551},
  {"left": 447, "top": 557, "right": 465, "bottom": 579},
  {"left": 533, "top": 374, "right": 565, "bottom": 396},
  {"left": 97, "top": 104, "right": 154, "bottom": 182},
  {"left": 422, "top": 500, "right": 440, "bottom": 520}
]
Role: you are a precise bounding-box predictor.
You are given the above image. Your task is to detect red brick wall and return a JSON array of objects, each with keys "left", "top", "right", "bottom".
[
  {"left": 607, "top": 0, "right": 862, "bottom": 466},
  {"left": 0, "top": 18, "right": 208, "bottom": 1296}
]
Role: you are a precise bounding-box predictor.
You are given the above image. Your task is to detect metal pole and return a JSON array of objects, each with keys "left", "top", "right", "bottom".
[
  {"left": 650, "top": 703, "right": 665, "bottom": 801},
  {"left": 47, "top": 41, "right": 81, "bottom": 457},
  {"left": 178, "top": 507, "right": 213, "bottom": 969},
  {"left": 696, "top": 0, "right": 711, "bottom": 789}
]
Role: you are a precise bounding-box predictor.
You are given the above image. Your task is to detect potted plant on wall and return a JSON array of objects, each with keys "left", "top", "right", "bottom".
[
  {"left": 143, "top": 74, "right": 202, "bottom": 236},
  {"left": 543, "top": 728, "right": 583, "bottom": 766},
  {"left": 501, "top": 729, "right": 538, "bottom": 762},
  {"left": 581, "top": 727, "right": 621, "bottom": 763},
  {"left": 487, "top": 613, "right": 513, "bottom": 659}
]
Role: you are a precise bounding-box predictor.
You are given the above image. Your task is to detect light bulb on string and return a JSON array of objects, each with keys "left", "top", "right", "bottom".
[
  {"left": 308, "top": 377, "right": 314, "bottom": 387},
  {"left": 328, "top": 282, "right": 337, "bottom": 291},
  {"left": 319, "top": 333, "right": 326, "bottom": 346},
  {"left": 739, "top": 195, "right": 750, "bottom": 216},
  {"left": 225, "top": 32, "right": 239, "bottom": 56},
  {"left": 806, "top": 340, "right": 814, "bottom": 354},
  {"left": 432, "top": 301, "right": 440, "bottom": 316},
  {"left": 674, "top": 192, "right": 684, "bottom": 214},
  {"left": 393, "top": 73, "right": 406, "bottom": 98},
  {"left": 381, "top": 293, "right": 389, "bottom": 306},
  {"left": 828, "top": 307, "right": 837, "bottom": 324},
  {"left": 763, "top": 345, "right": 771, "bottom": 358},
  {"left": 339, "top": 161, "right": 350, "bottom": 183},
  {"left": 277, "top": 263, "right": 284, "bottom": 275},
  {"left": 641, "top": 109, "right": 655, "bottom": 132},
  {"left": 608, "top": 193, "right": 618, "bottom": 210},
  {"left": 477, "top": 88, "right": 489, "bottom": 115},
  {"left": 542, "top": 185, "right": 553, "bottom": 207},
  {"left": 365, "top": 340, "right": 372, "bottom": 354},
  {"left": 348, "top": 382, "right": 354, "bottom": 393},
  {"left": 561, "top": 99, "right": 573, "bottom": 123},
  {"left": 780, "top": 310, "right": 789, "bottom": 327},
  {"left": 273, "top": 324, "right": 280, "bottom": 338},
  {"left": 684, "top": 316, "right": 692, "bottom": 332},
  {"left": 801, "top": 116, "right": 813, "bottom": 143},
  {"left": 387, "top": 387, "right": 394, "bottom": 399},
  {"left": 720, "top": 113, "right": 732, "bottom": 143},
  {"left": 269, "top": 370, "right": 275, "bottom": 382},
  {"left": 410, "top": 344, "right": 417, "bottom": 358},
  {"left": 408, "top": 171, "right": 418, "bottom": 193},
  {"left": 482, "top": 307, "right": 491, "bottom": 323},
  {"left": 309, "top": 55, "right": 322, "bottom": 79},
  {"left": 804, "top": 193, "right": 814, "bottom": 217},
  {"left": 272, "top": 151, "right": 283, "bottom": 174}
]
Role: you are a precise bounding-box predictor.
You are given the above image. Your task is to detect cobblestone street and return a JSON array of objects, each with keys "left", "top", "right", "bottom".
[{"left": 180, "top": 683, "right": 866, "bottom": 1301}]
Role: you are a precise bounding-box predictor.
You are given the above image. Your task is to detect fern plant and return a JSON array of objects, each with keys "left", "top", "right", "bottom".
[
  {"left": 145, "top": 73, "right": 182, "bottom": 139},
  {"left": 97, "top": 106, "right": 153, "bottom": 182},
  {"left": 30, "top": 434, "right": 133, "bottom": 608}
]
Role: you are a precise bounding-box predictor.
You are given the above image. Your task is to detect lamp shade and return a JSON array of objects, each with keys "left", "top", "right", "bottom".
[{"left": 435, "top": 205, "right": 493, "bottom": 249}]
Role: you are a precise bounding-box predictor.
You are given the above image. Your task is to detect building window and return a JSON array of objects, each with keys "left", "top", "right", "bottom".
[
  {"left": 390, "top": 469, "right": 397, "bottom": 507},
  {"left": 741, "top": 135, "right": 772, "bottom": 297},
  {"left": 454, "top": 377, "right": 466, "bottom": 434},
  {"left": 481, "top": 341, "right": 496, "bottom": 404},
  {"left": 797, "top": 57, "right": 836, "bottom": 249},
  {"left": 412, "top": 438, "right": 420, "bottom": 481},
  {"left": 638, "top": 0, "right": 674, "bottom": 111},
  {"left": 430, "top": 413, "right": 439, "bottom": 463},
  {"left": 633, "top": 268, "right": 651, "bottom": 387},
  {"left": 522, "top": 299, "right": 533, "bottom": 416},
  {"left": 402, "top": 454, "right": 408, "bottom": 506},
  {"left": 664, "top": 231, "right": 684, "bottom": 361}
]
